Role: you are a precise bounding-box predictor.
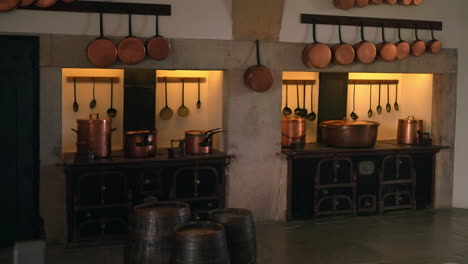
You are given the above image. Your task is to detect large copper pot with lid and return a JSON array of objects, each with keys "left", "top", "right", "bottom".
[
  {"left": 185, "top": 128, "right": 223, "bottom": 154},
  {"left": 72, "top": 114, "right": 116, "bottom": 158},
  {"left": 281, "top": 116, "right": 306, "bottom": 147},
  {"left": 124, "top": 129, "right": 157, "bottom": 158},
  {"left": 320, "top": 119, "right": 380, "bottom": 148},
  {"left": 397, "top": 116, "right": 424, "bottom": 144}
]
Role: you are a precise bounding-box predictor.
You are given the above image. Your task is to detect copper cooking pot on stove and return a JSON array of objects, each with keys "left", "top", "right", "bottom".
[
  {"left": 281, "top": 116, "right": 306, "bottom": 147},
  {"left": 397, "top": 116, "right": 424, "bottom": 144},
  {"left": 320, "top": 118, "right": 380, "bottom": 148},
  {"left": 124, "top": 129, "right": 157, "bottom": 158},
  {"left": 185, "top": 128, "right": 223, "bottom": 154},
  {"left": 72, "top": 114, "right": 116, "bottom": 158}
]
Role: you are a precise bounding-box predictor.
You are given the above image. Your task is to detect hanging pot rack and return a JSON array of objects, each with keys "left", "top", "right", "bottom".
[
  {"left": 301, "top": 14, "right": 442, "bottom": 30},
  {"left": 19, "top": 1, "right": 171, "bottom": 16}
]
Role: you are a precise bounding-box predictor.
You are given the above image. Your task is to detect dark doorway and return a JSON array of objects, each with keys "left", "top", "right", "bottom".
[{"left": 0, "top": 36, "right": 40, "bottom": 246}]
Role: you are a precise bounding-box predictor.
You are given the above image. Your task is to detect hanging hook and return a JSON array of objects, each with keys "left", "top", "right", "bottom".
[
  {"left": 255, "top": 40, "right": 262, "bottom": 66},
  {"left": 312, "top": 23, "right": 318, "bottom": 43},
  {"left": 155, "top": 15, "right": 159, "bottom": 36},
  {"left": 338, "top": 23, "right": 344, "bottom": 44},
  {"left": 128, "top": 13, "right": 133, "bottom": 36},
  {"left": 398, "top": 24, "right": 403, "bottom": 42},
  {"left": 99, "top": 12, "right": 104, "bottom": 39},
  {"left": 360, "top": 23, "right": 366, "bottom": 42},
  {"left": 414, "top": 24, "right": 420, "bottom": 41}
]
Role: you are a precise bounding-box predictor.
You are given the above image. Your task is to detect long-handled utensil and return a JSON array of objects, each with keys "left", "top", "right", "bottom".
[
  {"left": 350, "top": 84, "right": 358, "bottom": 120},
  {"left": 282, "top": 83, "right": 292, "bottom": 116},
  {"left": 394, "top": 83, "right": 400, "bottom": 111},
  {"left": 160, "top": 77, "right": 173, "bottom": 120},
  {"left": 107, "top": 79, "right": 117, "bottom": 117},
  {"left": 196, "top": 78, "right": 201, "bottom": 109},
  {"left": 301, "top": 81, "right": 308, "bottom": 117},
  {"left": 367, "top": 83, "right": 373, "bottom": 118},
  {"left": 294, "top": 83, "right": 302, "bottom": 116},
  {"left": 73, "top": 78, "right": 79, "bottom": 112},
  {"left": 386, "top": 83, "right": 392, "bottom": 113},
  {"left": 376, "top": 82, "right": 383, "bottom": 115},
  {"left": 177, "top": 79, "right": 190, "bottom": 117},
  {"left": 307, "top": 82, "right": 317, "bottom": 121},
  {"left": 89, "top": 78, "right": 97, "bottom": 109}
]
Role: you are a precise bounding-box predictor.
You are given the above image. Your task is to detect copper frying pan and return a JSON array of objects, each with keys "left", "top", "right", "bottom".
[
  {"left": 354, "top": 25, "right": 376, "bottom": 64},
  {"left": 412, "top": 0, "right": 423, "bottom": 5},
  {"left": 20, "top": 0, "right": 36, "bottom": 7},
  {"left": 376, "top": 26, "right": 397, "bottom": 62},
  {"left": 87, "top": 13, "right": 118, "bottom": 68},
  {"left": 395, "top": 27, "right": 410, "bottom": 60},
  {"left": 370, "top": 0, "right": 383, "bottom": 4},
  {"left": 332, "top": 24, "right": 355, "bottom": 66},
  {"left": 118, "top": 13, "right": 146, "bottom": 65},
  {"left": 0, "top": 0, "right": 21, "bottom": 12},
  {"left": 334, "top": 0, "right": 355, "bottom": 10},
  {"left": 411, "top": 26, "right": 426, "bottom": 57},
  {"left": 384, "top": 0, "right": 397, "bottom": 4},
  {"left": 35, "top": 0, "right": 57, "bottom": 7},
  {"left": 426, "top": 28, "right": 442, "bottom": 54},
  {"left": 244, "top": 40, "right": 273, "bottom": 93},
  {"left": 146, "top": 15, "right": 171, "bottom": 61},
  {"left": 355, "top": 0, "right": 369, "bottom": 7},
  {"left": 399, "top": 0, "right": 412, "bottom": 5},
  {"left": 302, "top": 24, "right": 332, "bottom": 69}
]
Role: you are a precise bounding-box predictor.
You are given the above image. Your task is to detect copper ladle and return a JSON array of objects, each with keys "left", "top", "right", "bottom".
[{"left": 282, "top": 83, "right": 292, "bottom": 116}]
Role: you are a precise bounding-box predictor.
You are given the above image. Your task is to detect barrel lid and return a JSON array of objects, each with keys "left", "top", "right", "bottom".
[
  {"left": 320, "top": 119, "right": 380, "bottom": 128},
  {"left": 399, "top": 116, "right": 423, "bottom": 123},
  {"left": 281, "top": 116, "right": 305, "bottom": 123}
]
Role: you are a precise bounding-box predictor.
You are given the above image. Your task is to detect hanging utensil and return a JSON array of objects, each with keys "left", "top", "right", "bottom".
[
  {"left": 386, "top": 83, "right": 392, "bottom": 113},
  {"left": 160, "top": 77, "right": 173, "bottom": 120},
  {"left": 107, "top": 79, "right": 117, "bottom": 117},
  {"left": 89, "top": 78, "right": 97, "bottom": 109},
  {"left": 350, "top": 84, "right": 358, "bottom": 120},
  {"left": 146, "top": 15, "right": 171, "bottom": 61},
  {"left": 427, "top": 27, "right": 442, "bottom": 54},
  {"left": 196, "top": 78, "right": 201, "bottom": 109},
  {"left": 177, "top": 79, "right": 190, "bottom": 117},
  {"left": 394, "top": 83, "right": 400, "bottom": 111},
  {"left": 395, "top": 26, "right": 410, "bottom": 60},
  {"left": 411, "top": 25, "right": 426, "bottom": 57},
  {"left": 117, "top": 13, "right": 146, "bottom": 65},
  {"left": 368, "top": 83, "right": 373, "bottom": 118},
  {"left": 244, "top": 40, "right": 273, "bottom": 92},
  {"left": 282, "top": 83, "right": 292, "bottom": 116},
  {"left": 301, "top": 81, "right": 308, "bottom": 117},
  {"left": 307, "top": 82, "right": 317, "bottom": 121},
  {"left": 294, "top": 83, "right": 302, "bottom": 116},
  {"left": 376, "top": 82, "right": 383, "bottom": 115},
  {"left": 72, "top": 78, "right": 79, "bottom": 112},
  {"left": 303, "top": 23, "right": 332, "bottom": 69},
  {"left": 87, "top": 12, "right": 118, "bottom": 68}
]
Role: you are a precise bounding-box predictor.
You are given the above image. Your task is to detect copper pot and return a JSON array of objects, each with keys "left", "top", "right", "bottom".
[
  {"left": 334, "top": 0, "right": 355, "bottom": 10},
  {"left": 185, "top": 129, "right": 223, "bottom": 154},
  {"left": 302, "top": 24, "right": 331, "bottom": 69},
  {"left": 376, "top": 27, "right": 397, "bottom": 62},
  {"left": 281, "top": 116, "right": 306, "bottom": 147},
  {"left": 320, "top": 119, "right": 380, "bottom": 148},
  {"left": 72, "top": 114, "right": 115, "bottom": 158},
  {"left": 370, "top": 0, "right": 383, "bottom": 4},
  {"left": 355, "top": 0, "right": 369, "bottom": 7},
  {"left": 399, "top": 0, "right": 412, "bottom": 5},
  {"left": 244, "top": 40, "right": 273, "bottom": 92},
  {"left": 395, "top": 27, "right": 410, "bottom": 60},
  {"left": 384, "top": 0, "right": 397, "bottom": 4},
  {"left": 354, "top": 26, "right": 376, "bottom": 64},
  {"left": 411, "top": 27, "right": 426, "bottom": 57},
  {"left": 397, "top": 116, "right": 424, "bottom": 144},
  {"left": 332, "top": 25, "right": 355, "bottom": 66},
  {"left": 124, "top": 129, "right": 157, "bottom": 158},
  {"left": 426, "top": 28, "right": 442, "bottom": 54}
]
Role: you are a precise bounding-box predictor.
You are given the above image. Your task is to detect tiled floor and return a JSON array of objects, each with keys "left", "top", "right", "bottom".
[{"left": 1, "top": 209, "right": 468, "bottom": 264}]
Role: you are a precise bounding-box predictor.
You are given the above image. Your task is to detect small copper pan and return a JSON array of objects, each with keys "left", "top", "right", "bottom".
[
  {"left": 0, "top": 0, "right": 21, "bottom": 11},
  {"left": 35, "top": 0, "right": 57, "bottom": 7},
  {"left": 244, "top": 40, "right": 273, "bottom": 93},
  {"left": 370, "top": 0, "right": 383, "bottom": 4},
  {"left": 384, "top": 0, "right": 397, "bottom": 4},
  {"left": 302, "top": 24, "right": 332, "bottom": 69},
  {"left": 395, "top": 27, "right": 410, "bottom": 60},
  {"left": 376, "top": 26, "right": 397, "bottom": 62},
  {"left": 426, "top": 28, "right": 442, "bottom": 54},
  {"left": 87, "top": 13, "right": 118, "bottom": 68},
  {"left": 118, "top": 13, "right": 146, "bottom": 65},
  {"left": 355, "top": 0, "right": 369, "bottom": 7},
  {"left": 146, "top": 15, "right": 171, "bottom": 61},
  {"left": 398, "top": 0, "right": 412, "bottom": 5},
  {"left": 354, "top": 25, "right": 376, "bottom": 64},
  {"left": 332, "top": 24, "right": 355, "bottom": 66},
  {"left": 20, "top": 0, "right": 36, "bottom": 7},
  {"left": 412, "top": 0, "right": 423, "bottom": 5},
  {"left": 334, "top": 0, "right": 355, "bottom": 10},
  {"left": 410, "top": 26, "right": 426, "bottom": 57}
]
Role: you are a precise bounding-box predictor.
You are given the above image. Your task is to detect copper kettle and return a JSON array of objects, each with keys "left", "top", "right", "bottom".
[
  {"left": 185, "top": 128, "right": 224, "bottom": 154},
  {"left": 397, "top": 116, "right": 424, "bottom": 144}
]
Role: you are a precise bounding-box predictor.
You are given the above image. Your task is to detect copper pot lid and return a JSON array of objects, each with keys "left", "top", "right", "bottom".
[
  {"left": 412, "top": 0, "right": 423, "bottom": 5},
  {"left": 384, "top": 0, "right": 397, "bottom": 4},
  {"left": 282, "top": 116, "right": 306, "bottom": 123},
  {"left": 320, "top": 119, "right": 380, "bottom": 128},
  {"left": 77, "top": 114, "right": 111, "bottom": 122},
  {"left": 399, "top": 0, "right": 412, "bottom": 5},
  {"left": 20, "top": 0, "right": 36, "bottom": 7},
  {"left": 0, "top": 0, "right": 21, "bottom": 11},
  {"left": 35, "top": 0, "right": 58, "bottom": 7},
  {"left": 125, "top": 130, "right": 157, "bottom": 136},
  {"left": 334, "top": 0, "right": 355, "bottom": 10},
  {"left": 355, "top": 0, "right": 369, "bottom": 7},
  {"left": 244, "top": 65, "right": 273, "bottom": 92},
  {"left": 146, "top": 16, "right": 171, "bottom": 61},
  {"left": 399, "top": 116, "right": 423, "bottom": 123}
]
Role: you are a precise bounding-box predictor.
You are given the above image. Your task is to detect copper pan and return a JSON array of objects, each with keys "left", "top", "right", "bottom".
[
  {"left": 384, "top": 0, "right": 397, "bottom": 4},
  {"left": 0, "top": 0, "right": 21, "bottom": 11},
  {"left": 399, "top": 0, "right": 412, "bottom": 6},
  {"left": 334, "top": 0, "right": 355, "bottom": 10},
  {"left": 146, "top": 15, "right": 171, "bottom": 61},
  {"left": 35, "top": 0, "right": 57, "bottom": 7},
  {"left": 410, "top": 26, "right": 425, "bottom": 57},
  {"left": 426, "top": 28, "right": 442, "bottom": 54},
  {"left": 87, "top": 13, "right": 118, "bottom": 68},
  {"left": 332, "top": 24, "right": 355, "bottom": 66},
  {"left": 118, "top": 13, "right": 146, "bottom": 65},
  {"left": 354, "top": 25, "right": 376, "bottom": 64},
  {"left": 395, "top": 27, "right": 410, "bottom": 60},
  {"left": 355, "top": 0, "right": 369, "bottom": 7},
  {"left": 376, "top": 26, "right": 397, "bottom": 62},
  {"left": 302, "top": 24, "right": 331, "bottom": 69},
  {"left": 20, "top": 0, "right": 36, "bottom": 7},
  {"left": 412, "top": 0, "right": 423, "bottom": 5},
  {"left": 244, "top": 40, "right": 273, "bottom": 92},
  {"left": 370, "top": 0, "right": 383, "bottom": 4}
]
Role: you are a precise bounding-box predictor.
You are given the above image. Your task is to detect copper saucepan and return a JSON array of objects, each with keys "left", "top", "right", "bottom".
[
  {"left": 426, "top": 28, "right": 442, "bottom": 54},
  {"left": 376, "top": 26, "right": 397, "bottom": 62},
  {"left": 35, "top": 0, "right": 57, "bottom": 7},
  {"left": 87, "top": 12, "right": 118, "bottom": 68},
  {"left": 244, "top": 40, "right": 274, "bottom": 92},
  {"left": 0, "top": 0, "right": 21, "bottom": 11},
  {"left": 118, "top": 13, "right": 146, "bottom": 65},
  {"left": 332, "top": 24, "right": 355, "bottom": 66},
  {"left": 302, "top": 24, "right": 332, "bottom": 69},
  {"left": 412, "top": 0, "right": 423, "bottom": 5},
  {"left": 124, "top": 129, "right": 157, "bottom": 158},
  {"left": 185, "top": 128, "right": 224, "bottom": 154},
  {"left": 20, "top": 0, "right": 36, "bottom": 7},
  {"left": 354, "top": 25, "right": 376, "bottom": 64},
  {"left": 146, "top": 15, "right": 171, "bottom": 61},
  {"left": 355, "top": 0, "right": 369, "bottom": 7},
  {"left": 395, "top": 27, "right": 410, "bottom": 60},
  {"left": 384, "top": 0, "right": 397, "bottom": 4},
  {"left": 411, "top": 26, "right": 426, "bottom": 57},
  {"left": 334, "top": 0, "right": 355, "bottom": 10},
  {"left": 398, "top": 0, "right": 412, "bottom": 5},
  {"left": 370, "top": 0, "right": 383, "bottom": 4}
]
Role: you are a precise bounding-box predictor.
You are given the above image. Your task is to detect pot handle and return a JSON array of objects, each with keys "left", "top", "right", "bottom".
[
  {"left": 111, "top": 128, "right": 117, "bottom": 133},
  {"left": 71, "top": 128, "right": 78, "bottom": 133},
  {"left": 89, "top": 113, "right": 100, "bottom": 119},
  {"left": 407, "top": 116, "right": 415, "bottom": 120}
]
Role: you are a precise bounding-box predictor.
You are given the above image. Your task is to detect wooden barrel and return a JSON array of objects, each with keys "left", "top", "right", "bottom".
[
  {"left": 208, "top": 208, "right": 257, "bottom": 264},
  {"left": 172, "top": 221, "right": 230, "bottom": 264},
  {"left": 126, "top": 201, "right": 191, "bottom": 264}
]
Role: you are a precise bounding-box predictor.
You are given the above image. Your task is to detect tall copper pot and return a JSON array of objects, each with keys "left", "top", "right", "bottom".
[
  {"left": 397, "top": 116, "right": 424, "bottom": 144},
  {"left": 73, "top": 114, "right": 115, "bottom": 158},
  {"left": 320, "top": 119, "right": 380, "bottom": 148},
  {"left": 124, "top": 129, "right": 157, "bottom": 158},
  {"left": 185, "top": 129, "right": 223, "bottom": 154},
  {"left": 281, "top": 116, "right": 306, "bottom": 147}
]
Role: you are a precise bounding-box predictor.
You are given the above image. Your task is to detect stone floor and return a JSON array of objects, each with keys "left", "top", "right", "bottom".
[{"left": 1, "top": 209, "right": 468, "bottom": 264}]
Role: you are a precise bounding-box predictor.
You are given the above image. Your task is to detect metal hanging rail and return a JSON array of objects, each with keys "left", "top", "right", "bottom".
[
  {"left": 19, "top": 1, "right": 171, "bottom": 16},
  {"left": 348, "top": 79, "right": 399, "bottom": 85},
  {"left": 66, "top": 76, "right": 120, "bottom": 83},
  {"left": 156, "top": 77, "right": 207, "bottom": 83},
  {"left": 282, "top": 79, "right": 316, "bottom": 85},
  {"left": 301, "top": 14, "right": 442, "bottom": 30}
]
